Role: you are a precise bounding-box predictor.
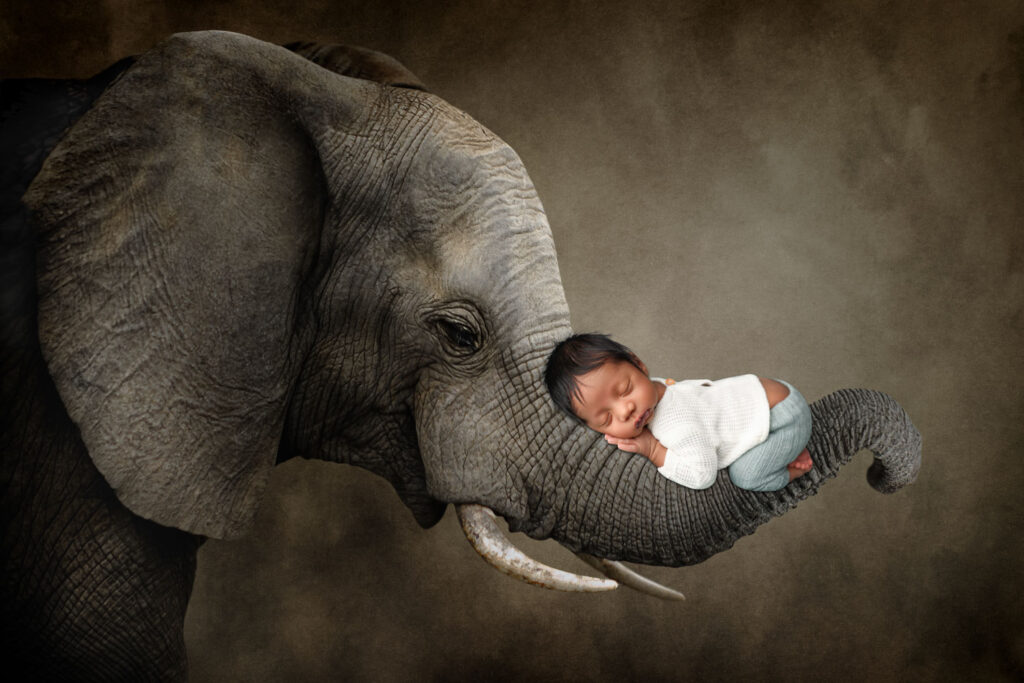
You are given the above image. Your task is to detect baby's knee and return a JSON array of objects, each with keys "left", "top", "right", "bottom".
[
  {"left": 727, "top": 460, "right": 759, "bottom": 489},
  {"left": 728, "top": 464, "right": 785, "bottom": 492}
]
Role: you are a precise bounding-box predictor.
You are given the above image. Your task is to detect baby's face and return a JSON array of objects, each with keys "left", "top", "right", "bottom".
[{"left": 570, "top": 359, "right": 665, "bottom": 439}]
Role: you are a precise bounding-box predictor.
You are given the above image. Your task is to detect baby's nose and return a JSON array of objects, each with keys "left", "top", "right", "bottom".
[{"left": 617, "top": 400, "right": 635, "bottom": 419}]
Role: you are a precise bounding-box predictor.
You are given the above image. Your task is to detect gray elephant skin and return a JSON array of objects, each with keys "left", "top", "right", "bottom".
[{"left": 0, "top": 31, "right": 921, "bottom": 679}]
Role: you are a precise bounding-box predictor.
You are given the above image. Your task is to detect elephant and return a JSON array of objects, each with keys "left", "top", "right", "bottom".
[{"left": 0, "top": 30, "right": 921, "bottom": 679}]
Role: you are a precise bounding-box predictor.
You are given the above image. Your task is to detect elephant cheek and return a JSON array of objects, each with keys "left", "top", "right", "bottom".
[{"left": 414, "top": 388, "right": 529, "bottom": 521}]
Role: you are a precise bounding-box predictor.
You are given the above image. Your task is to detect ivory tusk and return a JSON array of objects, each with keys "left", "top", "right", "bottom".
[
  {"left": 576, "top": 553, "right": 685, "bottom": 601},
  {"left": 455, "top": 504, "right": 618, "bottom": 592}
]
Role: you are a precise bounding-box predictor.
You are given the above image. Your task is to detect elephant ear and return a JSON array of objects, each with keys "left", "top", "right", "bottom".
[
  {"left": 25, "top": 32, "right": 355, "bottom": 539},
  {"left": 285, "top": 41, "right": 428, "bottom": 91}
]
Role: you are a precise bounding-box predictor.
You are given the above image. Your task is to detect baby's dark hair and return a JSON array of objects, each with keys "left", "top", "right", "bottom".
[{"left": 544, "top": 333, "right": 643, "bottom": 421}]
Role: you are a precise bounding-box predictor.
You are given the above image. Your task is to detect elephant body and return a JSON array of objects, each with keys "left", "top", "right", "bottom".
[
  {"left": 0, "top": 31, "right": 920, "bottom": 678},
  {"left": 0, "top": 382, "right": 199, "bottom": 678}
]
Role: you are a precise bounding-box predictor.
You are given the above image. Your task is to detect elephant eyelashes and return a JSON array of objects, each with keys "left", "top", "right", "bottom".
[
  {"left": 424, "top": 302, "right": 487, "bottom": 360},
  {"left": 434, "top": 319, "right": 482, "bottom": 355}
]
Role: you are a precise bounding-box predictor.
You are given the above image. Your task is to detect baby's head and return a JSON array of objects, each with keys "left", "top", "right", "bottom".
[{"left": 545, "top": 333, "right": 663, "bottom": 439}]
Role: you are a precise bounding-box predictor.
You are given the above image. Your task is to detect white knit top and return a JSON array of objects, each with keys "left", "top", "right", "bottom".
[{"left": 649, "top": 374, "right": 770, "bottom": 489}]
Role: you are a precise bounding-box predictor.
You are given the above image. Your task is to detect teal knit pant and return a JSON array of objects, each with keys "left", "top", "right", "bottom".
[{"left": 727, "top": 380, "right": 812, "bottom": 492}]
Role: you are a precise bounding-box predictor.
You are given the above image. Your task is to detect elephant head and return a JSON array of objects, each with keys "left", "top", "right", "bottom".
[{"left": 24, "top": 31, "right": 921, "bottom": 599}]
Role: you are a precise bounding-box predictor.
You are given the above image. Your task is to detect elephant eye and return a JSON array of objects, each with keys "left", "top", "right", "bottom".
[
  {"left": 440, "top": 321, "right": 478, "bottom": 349},
  {"left": 433, "top": 317, "right": 482, "bottom": 356},
  {"left": 424, "top": 301, "right": 488, "bottom": 361}
]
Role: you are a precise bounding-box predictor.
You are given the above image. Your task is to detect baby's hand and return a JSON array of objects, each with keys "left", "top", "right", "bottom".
[
  {"left": 605, "top": 429, "right": 667, "bottom": 467},
  {"left": 604, "top": 434, "right": 641, "bottom": 453}
]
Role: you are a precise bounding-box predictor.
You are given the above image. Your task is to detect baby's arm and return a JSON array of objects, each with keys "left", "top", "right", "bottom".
[
  {"left": 610, "top": 430, "right": 719, "bottom": 489},
  {"left": 605, "top": 430, "right": 667, "bottom": 467},
  {"left": 658, "top": 440, "right": 718, "bottom": 489},
  {"left": 606, "top": 436, "right": 720, "bottom": 489}
]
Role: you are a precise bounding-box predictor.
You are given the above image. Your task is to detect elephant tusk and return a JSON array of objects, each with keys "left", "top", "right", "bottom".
[
  {"left": 575, "top": 553, "right": 686, "bottom": 601},
  {"left": 455, "top": 504, "right": 618, "bottom": 593}
]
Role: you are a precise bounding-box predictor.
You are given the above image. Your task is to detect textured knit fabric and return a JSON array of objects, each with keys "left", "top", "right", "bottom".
[
  {"left": 727, "top": 380, "right": 812, "bottom": 491},
  {"left": 651, "top": 374, "right": 771, "bottom": 489}
]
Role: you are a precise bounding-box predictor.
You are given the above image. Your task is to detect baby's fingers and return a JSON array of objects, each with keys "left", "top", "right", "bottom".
[{"left": 606, "top": 435, "right": 639, "bottom": 453}]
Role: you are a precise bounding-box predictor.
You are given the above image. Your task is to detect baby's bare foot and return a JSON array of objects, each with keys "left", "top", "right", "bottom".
[
  {"left": 794, "top": 449, "right": 812, "bottom": 469},
  {"left": 786, "top": 450, "right": 813, "bottom": 481}
]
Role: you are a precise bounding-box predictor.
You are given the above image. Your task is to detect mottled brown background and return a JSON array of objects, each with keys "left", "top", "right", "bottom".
[{"left": 3, "top": 1, "right": 1023, "bottom": 681}]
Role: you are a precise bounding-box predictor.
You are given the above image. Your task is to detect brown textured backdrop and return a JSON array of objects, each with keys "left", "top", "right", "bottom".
[{"left": 4, "top": 1, "right": 1023, "bottom": 680}]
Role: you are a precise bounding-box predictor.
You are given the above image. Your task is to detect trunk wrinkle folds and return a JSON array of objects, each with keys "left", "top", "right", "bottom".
[{"left": 551, "top": 388, "right": 921, "bottom": 567}]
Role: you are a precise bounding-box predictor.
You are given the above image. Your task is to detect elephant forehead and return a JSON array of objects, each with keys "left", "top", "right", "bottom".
[
  {"left": 439, "top": 225, "right": 568, "bottom": 325},
  {"left": 389, "top": 105, "right": 569, "bottom": 325},
  {"left": 427, "top": 173, "right": 567, "bottom": 329},
  {"left": 405, "top": 133, "right": 538, "bottom": 221},
  {"left": 397, "top": 98, "right": 536, "bottom": 214}
]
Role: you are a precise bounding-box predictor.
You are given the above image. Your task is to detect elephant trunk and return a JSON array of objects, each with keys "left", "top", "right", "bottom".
[
  {"left": 808, "top": 388, "right": 922, "bottom": 493},
  {"left": 542, "top": 387, "right": 922, "bottom": 568},
  {"left": 456, "top": 387, "right": 920, "bottom": 595}
]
